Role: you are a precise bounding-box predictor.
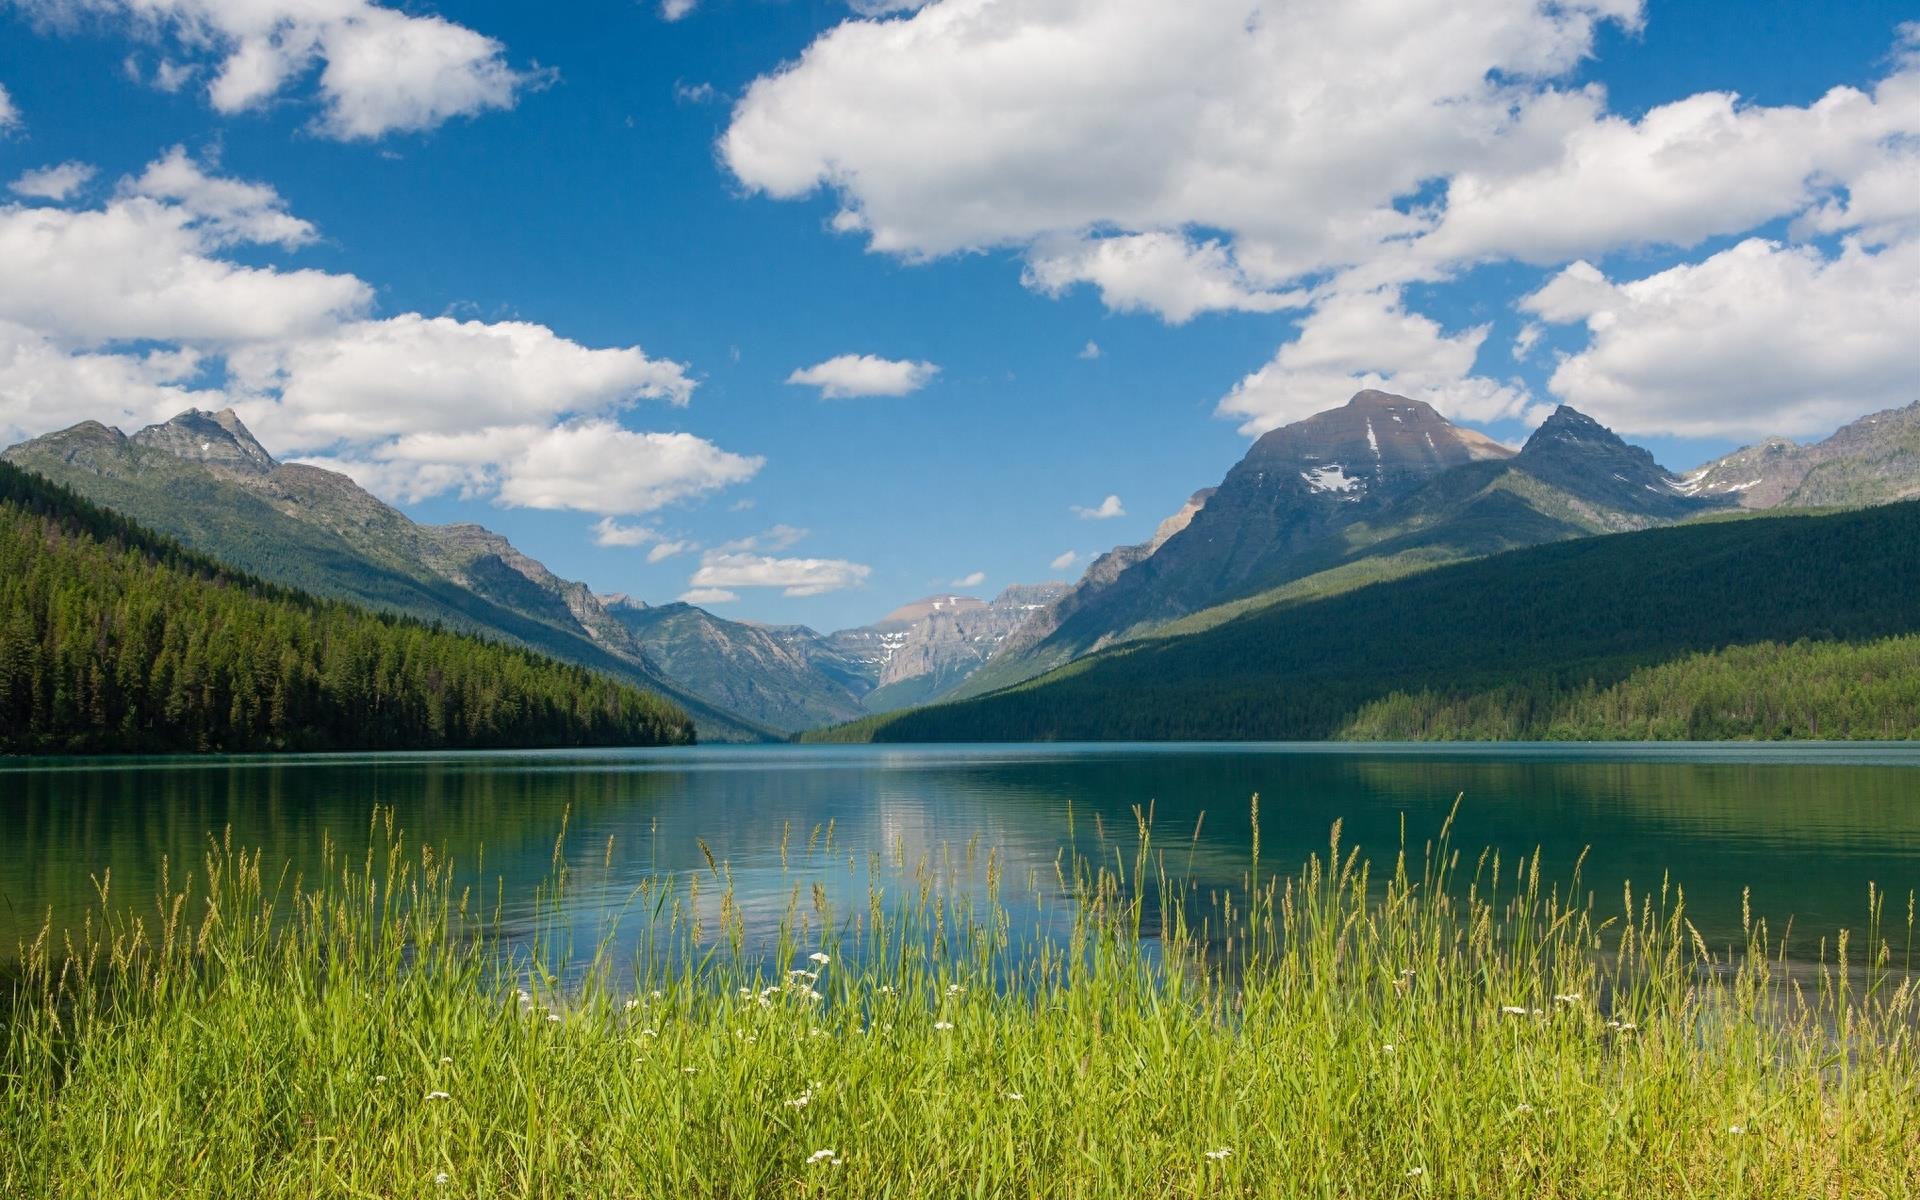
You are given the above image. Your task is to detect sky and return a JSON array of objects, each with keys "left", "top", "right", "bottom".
[{"left": 0, "top": 0, "right": 1915, "bottom": 632}]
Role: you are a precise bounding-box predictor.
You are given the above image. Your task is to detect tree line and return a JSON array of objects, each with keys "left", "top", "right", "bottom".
[{"left": 0, "top": 463, "right": 695, "bottom": 754}]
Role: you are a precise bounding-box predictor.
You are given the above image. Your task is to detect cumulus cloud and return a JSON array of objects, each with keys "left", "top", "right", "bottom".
[
  {"left": 229, "top": 314, "right": 694, "bottom": 448},
  {"left": 126, "top": 146, "right": 316, "bottom": 246},
  {"left": 951, "top": 570, "right": 985, "bottom": 587},
  {"left": 689, "top": 551, "right": 872, "bottom": 597},
  {"left": 1078, "top": 341, "right": 1100, "bottom": 361},
  {"left": 17, "top": 0, "right": 540, "bottom": 139},
  {"left": 0, "top": 83, "right": 18, "bottom": 131},
  {"left": 725, "top": 3, "right": 1920, "bottom": 440},
  {"left": 1072, "top": 495, "right": 1125, "bottom": 520},
  {"left": 9, "top": 161, "right": 95, "bottom": 201},
  {"left": 787, "top": 353, "right": 939, "bottom": 398},
  {"left": 591, "top": 519, "right": 699, "bottom": 562},
  {"left": 1023, "top": 233, "right": 1306, "bottom": 324},
  {"left": 679, "top": 587, "right": 738, "bottom": 605},
  {"left": 1523, "top": 237, "right": 1920, "bottom": 438},
  {"left": 1218, "top": 289, "right": 1528, "bottom": 434},
  {"left": 720, "top": 524, "right": 809, "bottom": 553},
  {"left": 0, "top": 187, "right": 369, "bottom": 347},
  {"left": 1049, "top": 549, "right": 1081, "bottom": 571},
  {"left": 661, "top": 0, "right": 698, "bottom": 20},
  {"left": 724, "top": 0, "right": 1643, "bottom": 268},
  {"left": 0, "top": 148, "right": 757, "bottom": 518}
]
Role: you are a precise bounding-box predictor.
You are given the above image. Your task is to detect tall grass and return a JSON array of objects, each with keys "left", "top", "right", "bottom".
[{"left": 3, "top": 801, "right": 1914, "bottom": 1197}]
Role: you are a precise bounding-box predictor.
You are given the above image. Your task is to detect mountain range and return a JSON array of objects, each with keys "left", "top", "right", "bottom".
[
  {"left": 1, "top": 411, "right": 1068, "bottom": 737},
  {"left": 5, "top": 393, "right": 1912, "bottom": 744},
  {"left": 951, "top": 393, "right": 1919, "bottom": 700}
]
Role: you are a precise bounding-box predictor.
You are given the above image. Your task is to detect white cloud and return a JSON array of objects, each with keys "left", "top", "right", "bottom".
[
  {"left": 786, "top": 353, "right": 939, "bottom": 398},
  {"left": 0, "top": 150, "right": 757, "bottom": 520},
  {"left": 309, "top": 420, "right": 761, "bottom": 515},
  {"left": 0, "top": 320, "right": 222, "bottom": 445},
  {"left": 951, "top": 570, "right": 985, "bottom": 588},
  {"left": 230, "top": 314, "right": 694, "bottom": 450},
  {"left": 593, "top": 516, "right": 699, "bottom": 561},
  {"left": 661, "top": 0, "right": 698, "bottom": 19},
  {"left": 9, "top": 161, "right": 96, "bottom": 201},
  {"left": 1078, "top": 341, "right": 1100, "bottom": 361},
  {"left": 1049, "top": 549, "right": 1081, "bottom": 571},
  {"left": 1512, "top": 322, "right": 1544, "bottom": 361},
  {"left": 0, "top": 189, "right": 370, "bottom": 347},
  {"left": 724, "top": 4, "right": 1920, "bottom": 442},
  {"left": 1399, "top": 68, "right": 1920, "bottom": 275},
  {"left": 679, "top": 587, "right": 738, "bottom": 605},
  {"left": 1218, "top": 288, "right": 1528, "bottom": 434},
  {"left": 689, "top": 551, "right": 872, "bottom": 598},
  {"left": 592, "top": 517, "right": 662, "bottom": 547},
  {"left": 1023, "top": 232, "right": 1306, "bottom": 324},
  {"left": 19, "top": 0, "right": 539, "bottom": 139},
  {"left": 126, "top": 146, "right": 315, "bottom": 247},
  {"left": 1523, "top": 236, "right": 1920, "bottom": 438},
  {"left": 0, "top": 84, "right": 17, "bottom": 132},
  {"left": 725, "top": 0, "right": 1643, "bottom": 271},
  {"left": 674, "top": 80, "right": 719, "bottom": 105},
  {"left": 1072, "top": 494, "right": 1125, "bottom": 520},
  {"left": 720, "top": 524, "right": 809, "bottom": 553}
]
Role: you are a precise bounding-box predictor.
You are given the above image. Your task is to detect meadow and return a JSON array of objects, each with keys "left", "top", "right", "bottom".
[{"left": 3, "top": 802, "right": 1914, "bottom": 1198}]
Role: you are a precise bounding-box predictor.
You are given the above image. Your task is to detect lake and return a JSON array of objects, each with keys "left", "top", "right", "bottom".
[{"left": 3, "top": 743, "right": 1917, "bottom": 969}]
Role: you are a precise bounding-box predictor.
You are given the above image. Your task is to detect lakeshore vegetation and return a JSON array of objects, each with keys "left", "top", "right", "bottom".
[
  {"left": 808, "top": 502, "right": 1920, "bottom": 743},
  {"left": 2, "top": 807, "right": 1913, "bottom": 1196},
  {"left": 0, "top": 462, "right": 694, "bottom": 753}
]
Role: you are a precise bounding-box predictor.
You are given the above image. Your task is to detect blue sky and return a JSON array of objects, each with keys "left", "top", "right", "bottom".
[{"left": 1, "top": 0, "right": 1914, "bottom": 630}]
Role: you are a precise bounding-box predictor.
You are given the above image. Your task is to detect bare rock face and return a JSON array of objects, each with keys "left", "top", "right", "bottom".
[
  {"left": 1681, "top": 402, "right": 1920, "bottom": 510},
  {"left": 130, "top": 409, "right": 276, "bottom": 473},
  {"left": 820, "top": 583, "right": 1070, "bottom": 711}
]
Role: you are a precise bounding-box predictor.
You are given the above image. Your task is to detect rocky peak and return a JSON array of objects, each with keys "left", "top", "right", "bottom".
[
  {"left": 1243, "top": 390, "right": 1511, "bottom": 501},
  {"left": 131, "top": 409, "right": 276, "bottom": 473},
  {"left": 1514, "top": 405, "right": 1715, "bottom": 521}
]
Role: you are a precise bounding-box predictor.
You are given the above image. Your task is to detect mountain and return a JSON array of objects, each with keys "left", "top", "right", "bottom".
[
  {"left": 807, "top": 501, "right": 1920, "bottom": 744},
  {"left": 0, "top": 460, "right": 695, "bottom": 754},
  {"left": 1680, "top": 401, "right": 1920, "bottom": 509},
  {"left": 823, "top": 584, "right": 1071, "bottom": 713},
  {"left": 2, "top": 411, "right": 773, "bottom": 742},
  {"left": 600, "top": 598, "right": 872, "bottom": 734},
  {"left": 965, "top": 393, "right": 1731, "bottom": 695}
]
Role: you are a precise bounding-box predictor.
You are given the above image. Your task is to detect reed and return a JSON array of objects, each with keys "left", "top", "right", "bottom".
[{"left": 3, "top": 801, "right": 1914, "bottom": 1197}]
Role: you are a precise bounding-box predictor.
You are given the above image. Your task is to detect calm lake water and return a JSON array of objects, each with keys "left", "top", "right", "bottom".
[{"left": 2, "top": 743, "right": 1917, "bottom": 968}]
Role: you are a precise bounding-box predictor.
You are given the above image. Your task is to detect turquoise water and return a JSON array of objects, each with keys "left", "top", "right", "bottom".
[{"left": 3, "top": 743, "right": 1916, "bottom": 965}]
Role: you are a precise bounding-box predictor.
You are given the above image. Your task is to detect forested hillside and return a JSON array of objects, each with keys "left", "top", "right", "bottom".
[
  {"left": 809, "top": 503, "right": 1920, "bottom": 743},
  {"left": 0, "top": 463, "right": 695, "bottom": 754}
]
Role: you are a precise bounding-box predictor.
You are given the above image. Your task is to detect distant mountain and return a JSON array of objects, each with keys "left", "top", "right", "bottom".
[
  {"left": 809, "top": 502, "right": 1920, "bottom": 744},
  {"left": 824, "top": 584, "right": 1071, "bottom": 713},
  {"left": 600, "top": 598, "right": 872, "bottom": 734},
  {"left": 1680, "top": 401, "right": 1920, "bottom": 509},
  {"left": 967, "top": 392, "right": 1731, "bottom": 694},
  {"left": 3, "top": 411, "right": 774, "bottom": 742}
]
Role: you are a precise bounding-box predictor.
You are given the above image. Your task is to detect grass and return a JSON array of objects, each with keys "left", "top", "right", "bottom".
[{"left": 3, "top": 801, "right": 1915, "bottom": 1197}]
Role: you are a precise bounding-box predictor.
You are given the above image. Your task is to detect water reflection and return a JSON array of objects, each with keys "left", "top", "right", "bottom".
[{"left": 2, "top": 744, "right": 1916, "bottom": 967}]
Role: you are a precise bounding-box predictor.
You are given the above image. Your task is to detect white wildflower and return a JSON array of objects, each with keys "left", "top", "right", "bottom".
[
  {"left": 809, "top": 952, "right": 831, "bottom": 965},
  {"left": 946, "top": 984, "right": 966, "bottom": 996},
  {"left": 625, "top": 998, "right": 643, "bottom": 1012},
  {"left": 1501, "top": 1006, "right": 1529, "bottom": 1016},
  {"left": 434, "top": 1172, "right": 449, "bottom": 1185},
  {"left": 1514, "top": 1104, "right": 1535, "bottom": 1114},
  {"left": 806, "top": 1149, "right": 842, "bottom": 1166},
  {"left": 425, "top": 1091, "right": 451, "bottom": 1102},
  {"left": 1728, "top": 1124, "right": 1745, "bottom": 1135},
  {"left": 546, "top": 1013, "right": 562, "bottom": 1023},
  {"left": 1382, "top": 1043, "right": 1396, "bottom": 1053},
  {"left": 785, "top": 1088, "right": 814, "bottom": 1109},
  {"left": 373, "top": 1074, "right": 387, "bottom": 1084},
  {"left": 1004, "top": 1091, "right": 1024, "bottom": 1101},
  {"left": 1553, "top": 993, "right": 1582, "bottom": 1004},
  {"left": 1406, "top": 1166, "right": 1425, "bottom": 1178},
  {"left": 1204, "top": 1148, "right": 1232, "bottom": 1161},
  {"left": 933, "top": 1021, "right": 954, "bottom": 1031},
  {"left": 682, "top": 1067, "right": 699, "bottom": 1074},
  {"left": 439, "top": 1056, "right": 453, "bottom": 1065},
  {"left": 877, "top": 984, "right": 896, "bottom": 995}
]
